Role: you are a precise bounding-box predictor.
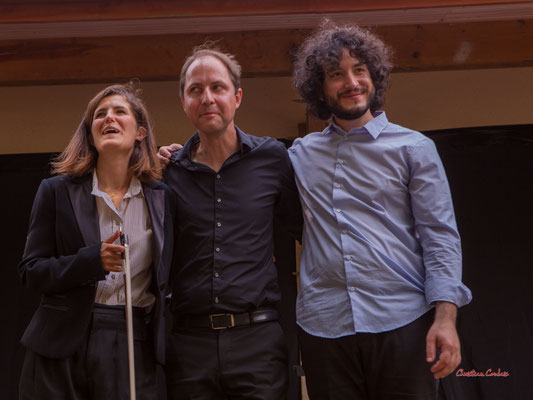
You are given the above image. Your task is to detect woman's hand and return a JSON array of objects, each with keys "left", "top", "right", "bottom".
[{"left": 100, "top": 230, "right": 124, "bottom": 272}]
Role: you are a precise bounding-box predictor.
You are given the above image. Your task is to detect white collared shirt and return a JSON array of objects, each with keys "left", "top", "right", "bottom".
[{"left": 92, "top": 171, "right": 155, "bottom": 309}]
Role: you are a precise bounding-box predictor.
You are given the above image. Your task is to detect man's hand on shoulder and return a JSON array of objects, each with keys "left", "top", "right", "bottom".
[
  {"left": 426, "top": 301, "right": 461, "bottom": 379},
  {"left": 157, "top": 143, "right": 183, "bottom": 169}
]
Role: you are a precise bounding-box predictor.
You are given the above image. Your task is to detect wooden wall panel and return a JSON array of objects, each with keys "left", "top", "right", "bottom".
[
  {"left": 1, "top": 20, "right": 532, "bottom": 85},
  {"left": 380, "top": 20, "right": 533, "bottom": 71}
]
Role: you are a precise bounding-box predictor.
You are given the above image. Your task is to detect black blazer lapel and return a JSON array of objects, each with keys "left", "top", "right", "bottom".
[
  {"left": 66, "top": 176, "right": 100, "bottom": 246},
  {"left": 143, "top": 183, "right": 164, "bottom": 277}
]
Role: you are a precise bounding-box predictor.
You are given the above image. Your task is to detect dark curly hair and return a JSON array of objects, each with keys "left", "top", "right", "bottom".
[{"left": 293, "top": 21, "right": 393, "bottom": 120}]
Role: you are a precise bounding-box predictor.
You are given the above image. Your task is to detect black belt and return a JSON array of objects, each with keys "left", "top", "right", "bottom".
[{"left": 174, "top": 309, "right": 279, "bottom": 330}]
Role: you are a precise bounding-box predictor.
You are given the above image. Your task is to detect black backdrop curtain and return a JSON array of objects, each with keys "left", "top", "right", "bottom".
[
  {"left": 1, "top": 125, "right": 532, "bottom": 399},
  {"left": 426, "top": 125, "right": 533, "bottom": 400},
  {"left": 0, "top": 154, "right": 51, "bottom": 399}
]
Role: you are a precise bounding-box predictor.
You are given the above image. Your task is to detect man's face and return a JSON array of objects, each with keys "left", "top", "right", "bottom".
[
  {"left": 322, "top": 48, "right": 375, "bottom": 123},
  {"left": 181, "top": 55, "right": 242, "bottom": 136}
]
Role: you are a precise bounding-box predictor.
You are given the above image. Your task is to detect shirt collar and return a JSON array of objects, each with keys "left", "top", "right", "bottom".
[
  {"left": 91, "top": 170, "right": 143, "bottom": 199},
  {"left": 173, "top": 125, "right": 252, "bottom": 166},
  {"left": 327, "top": 111, "right": 389, "bottom": 140}
]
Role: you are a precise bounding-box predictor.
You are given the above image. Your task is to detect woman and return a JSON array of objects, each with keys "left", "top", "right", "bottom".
[{"left": 18, "top": 83, "right": 175, "bottom": 399}]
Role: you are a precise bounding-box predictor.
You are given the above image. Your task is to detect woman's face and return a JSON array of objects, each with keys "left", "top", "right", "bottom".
[{"left": 91, "top": 95, "right": 145, "bottom": 157}]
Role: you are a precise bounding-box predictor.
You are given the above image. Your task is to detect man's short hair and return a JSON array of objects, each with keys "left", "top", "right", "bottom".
[
  {"left": 179, "top": 43, "right": 242, "bottom": 96},
  {"left": 293, "top": 21, "right": 393, "bottom": 120}
]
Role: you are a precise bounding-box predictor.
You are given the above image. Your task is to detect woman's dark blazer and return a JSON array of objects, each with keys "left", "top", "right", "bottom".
[{"left": 18, "top": 174, "right": 176, "bottom": 365}]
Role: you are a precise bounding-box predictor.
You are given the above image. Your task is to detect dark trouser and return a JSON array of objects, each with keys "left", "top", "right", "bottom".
[
  {"left": 299, "top": 311, "right": 438, "bottom": 400},
  {"left": 166, "top": 321, "right": 288, "bottom": 400},
  {"left": 19, "top": 304, "right": 158, "bottom": 400}
]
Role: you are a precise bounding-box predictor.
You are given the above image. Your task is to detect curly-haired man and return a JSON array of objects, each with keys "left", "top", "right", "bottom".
[{"left": 289, "top": 22, "right": 472, "bottom": 399}]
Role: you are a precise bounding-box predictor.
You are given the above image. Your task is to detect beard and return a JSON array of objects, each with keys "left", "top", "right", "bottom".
[{"left": 325, "top": 87, "right": 375, "bottom": 121}]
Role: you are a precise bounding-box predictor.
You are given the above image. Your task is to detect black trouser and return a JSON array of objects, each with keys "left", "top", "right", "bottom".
[
  {"left": 166, "top": 320, "right": 288, "bottom": 400},
  {"left": 19, "top": 304, "right": 158, "bottom": 400},
  {"left": 299, "top": 311, "right": 438, "bottom": 400}
]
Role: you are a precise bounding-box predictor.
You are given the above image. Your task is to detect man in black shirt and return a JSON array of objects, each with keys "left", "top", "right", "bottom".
[{"left": 162, "top": 44, "right": 301, "bottom": 399}]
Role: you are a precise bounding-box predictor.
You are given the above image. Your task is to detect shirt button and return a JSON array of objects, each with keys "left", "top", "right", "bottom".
[
  {"left": 345, "top": 255, "right": 351, "bottom": 260},
  {"left": 349, "top": 287, "right": 356, "bottom": 292},
  {"left": 214, "top": 297, "right": 219, "bottom": 303},
  {"left": 111, "top": 275, "right": 116, "bottom": 280},
  {"left": 335, "top": 208, "right": 341, "bottom": 213},
  {"left": 217, "top": 198, "right": 222, "bottom": 203},
  {"left": 342, "top": 228, "right": 348, "bottom": 234},
  {"left": 216, "top": 222, "right": 221, "bottom": 227},
  {"left": 335, "top": 183, "right": 341, "bottom": 188},
  {"left": 214, "top": 272, "right": 219, "bottom": 278},
  {"left": 216, "top": 174, "right": 221, "bottom": 179},
  {"left": 215, "top": 247, "right": 220, "bottom": 252},
  {"left": 339, "top": 160, "right": 344, "bottom": 164}
]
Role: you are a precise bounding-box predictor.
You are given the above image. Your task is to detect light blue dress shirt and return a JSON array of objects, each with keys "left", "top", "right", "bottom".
[{"left": 288, "top": 111, "right": 472, "bottom": 338}]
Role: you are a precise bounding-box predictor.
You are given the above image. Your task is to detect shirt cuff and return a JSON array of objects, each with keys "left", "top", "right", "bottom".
[{"left": 425, "top": 276, "right": 472, "bottom": 307}]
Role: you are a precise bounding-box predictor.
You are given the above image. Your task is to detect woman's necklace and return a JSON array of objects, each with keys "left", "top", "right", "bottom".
[{"left": 105, "top": 186, "right": 128, "bottom": 204}]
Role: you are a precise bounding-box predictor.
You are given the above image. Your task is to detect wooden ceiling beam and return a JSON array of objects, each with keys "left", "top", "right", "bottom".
[
  {"left": 1, "top": 20, "right": 533, "bottom": 86},
  {"left": 3, "top": 2, "right": 533, "bottom": 40},
  {"left": 2, "top": 0, "right": 532, "bottom": 23}
]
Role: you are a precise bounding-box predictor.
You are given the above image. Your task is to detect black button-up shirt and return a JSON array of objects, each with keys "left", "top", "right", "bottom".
[{"left": 166, "top": 127, "right": 302, "bottom": 317}]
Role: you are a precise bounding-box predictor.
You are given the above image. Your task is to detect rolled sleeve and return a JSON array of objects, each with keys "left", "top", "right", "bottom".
[
  {"left": 408, "top": 138, "right": 472, "bottom": 308},
  {"left": 425, "top": 275, "right": 472, "bottom": 307}
]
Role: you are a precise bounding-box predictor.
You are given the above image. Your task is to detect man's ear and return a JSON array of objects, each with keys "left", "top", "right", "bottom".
[{"left": 235, "top": 88, "right": 243, "bottom": 109}]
